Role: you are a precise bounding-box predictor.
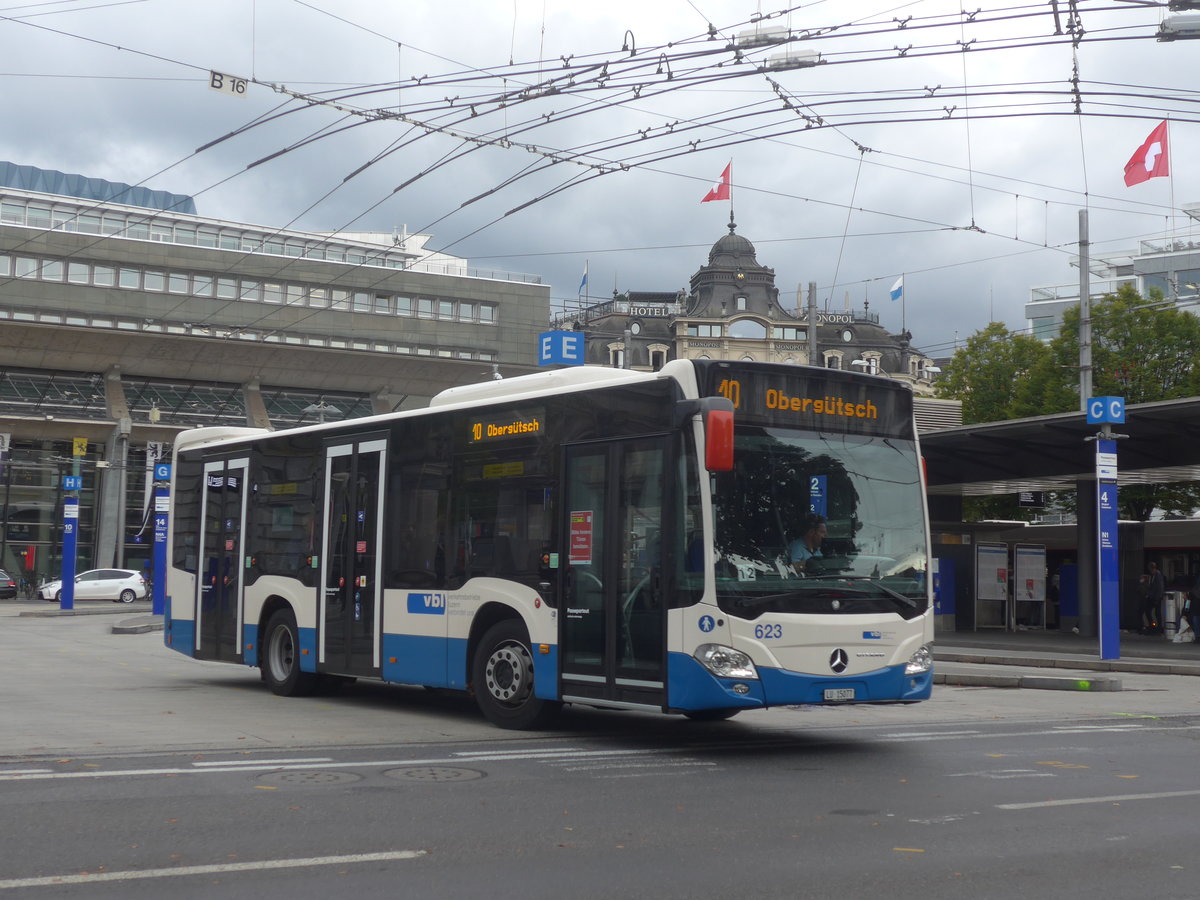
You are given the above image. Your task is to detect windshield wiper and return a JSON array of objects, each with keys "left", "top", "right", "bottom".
[
  {"left": 839, "top": 577, "right": 919, "bottom": 610},
  {"left": 729, "top": 586, "right": 847, "bottom": 609}
]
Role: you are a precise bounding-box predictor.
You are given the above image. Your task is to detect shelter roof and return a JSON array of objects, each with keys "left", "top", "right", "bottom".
[{"left": 920, "top": 397, "right": 1200, "bottom": 495}]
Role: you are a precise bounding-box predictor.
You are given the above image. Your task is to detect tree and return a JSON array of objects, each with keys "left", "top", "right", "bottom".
[
  {"left": 935, "top": 322, "right": 1054, "bottom": 423},
  {"left": 939, "top": 286, "right": 1200, "bottom": 520}
]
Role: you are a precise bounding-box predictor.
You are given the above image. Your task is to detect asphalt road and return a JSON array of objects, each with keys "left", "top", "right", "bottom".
[{"left": 4, "top": 610, "right": 1200, "bottom": 898}]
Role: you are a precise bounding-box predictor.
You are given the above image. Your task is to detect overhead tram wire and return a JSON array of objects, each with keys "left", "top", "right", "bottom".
[{"left": 0, "top": 3, "right": 1185, "bottom": 338}]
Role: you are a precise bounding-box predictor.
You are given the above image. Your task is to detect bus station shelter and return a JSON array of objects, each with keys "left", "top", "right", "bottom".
[{"left": 918, "top": 397, "right": 1200, "bottom": 634}]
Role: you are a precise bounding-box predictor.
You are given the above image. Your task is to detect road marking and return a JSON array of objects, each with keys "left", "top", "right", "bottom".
[
  {"left": 999, "top": 789, "right": 1200, "bottom": 810},
  {"left": 882, "top": 730, "right": 981, "bottom": 738},
  {"left": 192, "top": 758, "right": 333, "bottom": 767},
  {"left": 0, "top": 850, "right": 427, "bottom": 890},
  {"left": 0, "top": 769, "right": 52, "bottom": 775},
  {"left": 948, "top": 770, "right": 1055, "bottom": 780}
]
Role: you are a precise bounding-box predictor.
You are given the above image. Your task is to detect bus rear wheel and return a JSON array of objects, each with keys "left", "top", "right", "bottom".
[
  {"left": 472, "top": 620, "right": 560, "bottom": 730},
  {"left": 263, "top": 609, "right": 317, "bottom": 697}
]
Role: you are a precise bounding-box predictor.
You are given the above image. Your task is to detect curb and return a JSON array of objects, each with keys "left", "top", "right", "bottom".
[
  {"left": 937, "top": 650, "right": 1200, "bottom": 678},
  {"left": 112, "top": 620, "right": 165, "bottom": 635},
  {"left": 935, "top": 671, "right": 1122, "bottom": 692}
]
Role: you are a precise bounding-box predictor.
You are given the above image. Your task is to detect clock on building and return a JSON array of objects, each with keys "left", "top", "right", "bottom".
[{"left": 841, "top": 329, "right": 853, "bottom": 342}]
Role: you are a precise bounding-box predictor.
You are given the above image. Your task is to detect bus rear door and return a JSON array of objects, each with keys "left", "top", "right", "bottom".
[{"left": 561, "top": 437, "right": 668, "bottom": 710}]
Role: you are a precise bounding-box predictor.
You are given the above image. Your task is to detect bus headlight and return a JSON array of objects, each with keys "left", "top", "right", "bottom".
[
  {"left": 695, "top": 644, "right": 759, "bottom": 680},
  {"left": 905, "top": 644, "right": 933, "bottom": 675}
]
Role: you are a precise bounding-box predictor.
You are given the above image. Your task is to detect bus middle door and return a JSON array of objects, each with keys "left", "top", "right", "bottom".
[
  {"left": 561, "top": 437, "right": 668, "bottom": 711},
  {"left": 320, "top": 438, "right": 386, "bottom": 677}
]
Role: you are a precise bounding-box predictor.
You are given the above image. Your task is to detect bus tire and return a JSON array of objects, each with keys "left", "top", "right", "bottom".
[
  {"left": 263, "top": 609, "right": 317, "bottom": 697},
  {"left": 683, "top": 708, "right": 741, "bottom": 722},
  {"left": 472, "top": 620, "right": 560, "bottom": 730}
]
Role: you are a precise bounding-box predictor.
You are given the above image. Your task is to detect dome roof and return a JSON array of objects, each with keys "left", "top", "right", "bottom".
[{"left": 707, "top": 220, "right": 758, "bottom": 267}]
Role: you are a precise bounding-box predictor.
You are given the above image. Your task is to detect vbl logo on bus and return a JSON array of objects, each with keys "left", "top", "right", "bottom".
[{"left": 407, "top": 592, "right": 447, "bottom": 615}]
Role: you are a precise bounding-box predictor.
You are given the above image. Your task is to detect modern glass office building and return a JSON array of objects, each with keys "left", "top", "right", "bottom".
[{"left": 0, "top": 164, "right": 549, "bottom": 588}]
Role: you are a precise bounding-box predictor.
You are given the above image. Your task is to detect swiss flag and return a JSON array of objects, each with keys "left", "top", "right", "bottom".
[
  {"left": 701, "top": 162, "right": 732, "bottom": 202},
  {"left": 1124, "top": 121, "right": 1169, "bottom": 187}
]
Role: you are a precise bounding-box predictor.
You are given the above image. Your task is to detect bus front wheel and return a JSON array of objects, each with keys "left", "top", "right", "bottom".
[
  {"left": 472, "top": 620, "right": 560, "bottom": 730},
  {"left": 263, "top": 609, "right": 317, "bottom": 697}
]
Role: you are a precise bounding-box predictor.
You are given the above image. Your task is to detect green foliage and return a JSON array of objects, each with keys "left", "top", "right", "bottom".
[
  {"left": 938, "top": 286, "right": 1200, "bottom": 520},
  {"left": 935, "top": 322, "right": 1054, "bottom": 424}
]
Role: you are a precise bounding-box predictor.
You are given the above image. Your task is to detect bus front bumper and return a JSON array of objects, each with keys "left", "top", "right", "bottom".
[{"left": 667, "top": 651, "right": 932, "bottom": 711}]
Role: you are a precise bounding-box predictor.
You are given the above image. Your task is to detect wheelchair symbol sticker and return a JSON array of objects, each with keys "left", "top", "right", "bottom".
[{"left": 698, "top": 615, "right": 715, "bottom": 633}]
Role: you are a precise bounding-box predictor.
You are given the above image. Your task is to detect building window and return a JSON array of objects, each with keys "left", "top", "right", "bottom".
[
  {"left": 735, "top": 296, "right": 747, "bottom": 311},
  {"left": 776, "top": 326, "right": 806, "bottom": 341},
  {"left": 649, "top": 349, "right": 666, "bottom": 370},
  {"left": 728, "top": 319, "right": 767, "bottom": 339},
  {"left": 687, "top": 323, "right": 721, "bottom": 337}
]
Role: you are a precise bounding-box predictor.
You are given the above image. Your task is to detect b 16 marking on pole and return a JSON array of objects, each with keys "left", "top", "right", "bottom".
[{"left": 209, "top": 71, "right": 249, "bottom": 98}]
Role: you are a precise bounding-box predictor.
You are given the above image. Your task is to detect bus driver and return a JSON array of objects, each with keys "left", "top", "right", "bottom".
[{"left": 789, "top": 514, "right": 827, "bottom": 576}]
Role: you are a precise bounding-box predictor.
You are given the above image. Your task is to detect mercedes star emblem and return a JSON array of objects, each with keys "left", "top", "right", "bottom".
[{"left": 829, "top": 648, "right": 849, "bottom": 673}]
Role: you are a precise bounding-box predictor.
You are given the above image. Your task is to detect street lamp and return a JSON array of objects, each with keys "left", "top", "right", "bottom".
[
  {"left": 302, "top": 401, "right": 340, "bottom": 424},
  {"left": 1157, "top": 13, "right": 1200, "bottom": 39}
]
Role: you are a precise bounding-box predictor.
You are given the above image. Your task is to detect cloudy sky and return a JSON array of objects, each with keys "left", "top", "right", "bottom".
[{"left": 2, "top": 0, "right": 1196, "bottom": 360}]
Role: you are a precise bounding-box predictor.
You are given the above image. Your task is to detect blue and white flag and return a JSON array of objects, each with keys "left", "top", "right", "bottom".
[
  {"left": 889, "top": 275, "right": 904, "bottom": 302},
  {"left": 578, "top": 262, "right": 589, "bottom": 297}
]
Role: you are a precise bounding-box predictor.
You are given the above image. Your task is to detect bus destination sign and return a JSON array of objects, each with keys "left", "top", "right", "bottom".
[
  {"left": 468, "top": 408, "right": 544, "bottom": 443},
  {"left": 695, "top": 362, "right": 911, "bottom": 438}
]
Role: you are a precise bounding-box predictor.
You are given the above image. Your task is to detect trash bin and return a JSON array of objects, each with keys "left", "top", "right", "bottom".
[{"left": 1164, "top": 591, "right": 1182, "bottom": 639}]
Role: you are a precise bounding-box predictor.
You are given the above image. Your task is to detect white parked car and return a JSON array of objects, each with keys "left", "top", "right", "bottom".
[{"left": 40, "top": 569, "right": 148, "bottom": 604}]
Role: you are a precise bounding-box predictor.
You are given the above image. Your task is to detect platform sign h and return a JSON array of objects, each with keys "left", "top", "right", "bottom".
[{"left": 538, "top": 331, "right": 584, "bottom": 367}]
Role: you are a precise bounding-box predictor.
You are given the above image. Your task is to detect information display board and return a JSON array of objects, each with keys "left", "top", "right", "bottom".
[
  {"left": 974, "top": 542, "right": 1009, "bottom": 629},
  {"left": 1014, "top": 543, "right": 1047, "bottom": 629}
]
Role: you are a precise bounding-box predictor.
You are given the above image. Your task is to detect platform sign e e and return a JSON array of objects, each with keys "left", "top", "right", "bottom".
[{"left": 538, "top": 331, "right": 584, "bottom": 366}]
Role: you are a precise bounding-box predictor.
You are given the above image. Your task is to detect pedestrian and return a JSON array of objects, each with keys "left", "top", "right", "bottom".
[
  {"left": 1186, "top": 573, "right": 1200, "bottom": 644},
  {"left": 1142, "top": 561, "right": 1165, "bottom": 634}
]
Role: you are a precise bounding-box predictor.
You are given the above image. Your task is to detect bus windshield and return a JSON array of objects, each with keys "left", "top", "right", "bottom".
[{"left": 711, "top": 426, "right": 928, "bottom": 620}]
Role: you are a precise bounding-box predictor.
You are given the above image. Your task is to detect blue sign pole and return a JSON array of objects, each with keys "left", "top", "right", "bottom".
[
  {"left": 152, "top": 464, "right": 171, "bottom": 616},
  {"left": 1096, "top": 439, "right": 1120, "bottom": 660},
  {"left": 1086, "top": 396, "right": 1124, "bottom": 661},
  {"left": 60, "top": 496, "right": 78, "bottom": 611}
]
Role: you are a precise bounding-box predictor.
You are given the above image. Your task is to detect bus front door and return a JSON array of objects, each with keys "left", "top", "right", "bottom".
[
  {"left": 561, "top": 438, "right": 668, "bottom": 710},
  {"left": 196, "top": 458, "right": 248, "bottom": 663},
  {"left": 320, "top": 438, "right": 386, "bottom": 676}
]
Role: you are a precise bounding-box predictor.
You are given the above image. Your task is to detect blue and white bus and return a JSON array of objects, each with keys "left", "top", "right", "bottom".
[{"left": 164, "top": 360, "right": 933, "bottom": 728}]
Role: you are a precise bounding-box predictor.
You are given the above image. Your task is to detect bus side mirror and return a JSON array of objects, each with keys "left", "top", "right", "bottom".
[
  {"left": 704, "top": 407, "right": 734, "bottom": 471},
  {"left": 675, "top": 397, "right": 734, "bottom": 471}
]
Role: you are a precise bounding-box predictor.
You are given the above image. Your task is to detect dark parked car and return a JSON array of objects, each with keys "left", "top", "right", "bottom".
[{"left": 0, "top": 570, "right": 16, "bottom": 599}]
